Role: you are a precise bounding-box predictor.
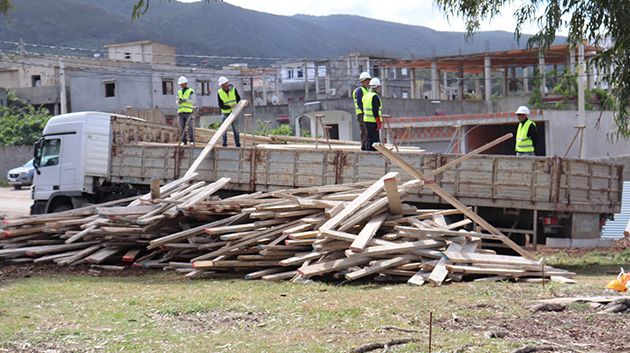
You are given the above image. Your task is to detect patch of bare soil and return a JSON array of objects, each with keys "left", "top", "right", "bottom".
[
  {"left": 0, "top": 263, "right": 151, "bottom": 281},
  {"left": 440, "top": 306, "right": 630, "bottom": 353},
  {"left": 149, "top": 310, "right": 267, "bottom": 334}
]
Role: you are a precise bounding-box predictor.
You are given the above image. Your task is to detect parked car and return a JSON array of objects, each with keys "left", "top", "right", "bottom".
[{"left": 7, "top": 159, "right": 35, "bottom": 190}]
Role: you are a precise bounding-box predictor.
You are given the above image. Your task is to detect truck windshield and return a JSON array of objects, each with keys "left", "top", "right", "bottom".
[{"left": 39, "top": 138, "right": 61, "bottom": 167}]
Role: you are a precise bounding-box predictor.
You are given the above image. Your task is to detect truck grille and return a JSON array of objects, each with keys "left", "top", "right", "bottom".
[{"left": 9, "top": 173, "right": 19, "bottom": 178}]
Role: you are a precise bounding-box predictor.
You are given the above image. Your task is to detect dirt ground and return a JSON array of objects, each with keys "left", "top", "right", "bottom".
[{"left": 0, "top": 187, "right": 31, "bottom": 218}]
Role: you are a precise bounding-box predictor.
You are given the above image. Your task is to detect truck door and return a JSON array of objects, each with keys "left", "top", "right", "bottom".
[
  {"left": 33, "top": 137, "right": 62, "bottom": 201},
  {"left": 59, "top": 133, "right": 80, "bottom": 191}
]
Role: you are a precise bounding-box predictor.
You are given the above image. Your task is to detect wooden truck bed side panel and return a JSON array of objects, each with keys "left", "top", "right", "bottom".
[{"left": 109, "top": 144, "right": 622, "bottom": 214}]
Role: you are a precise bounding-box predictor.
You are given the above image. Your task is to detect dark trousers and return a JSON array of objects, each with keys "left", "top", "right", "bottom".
[
  {"left": 222, "top": 113, "right": 241, "bottom": 147},
  {"left": 364, "top": 121, "right": 380, "bottom": 151},
  {"left": 357, "top": 114, "right": 368, "bottom": 151},
  {"left": 178, "top": 112, "right": 194, "bottom": 144}
]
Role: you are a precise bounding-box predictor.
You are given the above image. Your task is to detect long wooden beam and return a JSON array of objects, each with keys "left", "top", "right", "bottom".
[
  {"left": 374, "top": 143, "right": 534, "bottom": 259},
  {"left": 185, "top": 100, "right": 249, "bottom": 177}
]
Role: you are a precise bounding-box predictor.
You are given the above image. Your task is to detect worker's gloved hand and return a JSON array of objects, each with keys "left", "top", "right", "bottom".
[
  {"left": 179, "top": 99, "right": 185, "bottom": 104},
  {"left": 376, "top": 118, "right": 383, "bottom": 130}
]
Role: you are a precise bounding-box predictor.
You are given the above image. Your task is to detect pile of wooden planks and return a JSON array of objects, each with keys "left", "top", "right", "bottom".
[{"left": 0, "top": 173, "right": 573, "bottom": 284}]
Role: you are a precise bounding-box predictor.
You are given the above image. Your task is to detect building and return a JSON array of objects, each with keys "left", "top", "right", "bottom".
[{"left": 0, "top": 41, "right": 244, "bottom": 124}]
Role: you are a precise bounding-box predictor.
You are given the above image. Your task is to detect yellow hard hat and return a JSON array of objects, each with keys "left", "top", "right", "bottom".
[{"left": 607, "top": 279, "right": 627, "bottom": 292}]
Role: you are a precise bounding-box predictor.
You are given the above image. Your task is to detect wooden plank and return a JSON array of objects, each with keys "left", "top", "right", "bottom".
[
  {"left": 383, "top": 177, "right": 403, "bottom": 215},
  {"left": 443, "top": 251, "right": 540, "bottom": 266},
  {"left": 297, "top": 255, "right": 371, "bottom": 277},
  {"left": 350, "top": 213, "right": 388, "bottom": 252},
  {"left": 319, "top": 172, "right": 398, "bottom": 231},
  {"left": 185, "top": 100, "right": 249, "bottom": 177},
  {"left": 427, "top": 242, "right": 463, "bottom": 286},
  {"left": 244, "top": 268, "right": 285, "bottom": 280},
  {"left": 148, "top": 213, "right": 245, "bottom": 249},
  {"left": 345, "top": 256, "right": 412, "bottom": 281},
  {"left": 407, "top": 270, "right": 430, "bottom": 286},
  {"left": 374, "top": 143, "right": 534, "bottom": 259},
  {"left": 354, "top": 239, "right": 445, "bottom": 257}
]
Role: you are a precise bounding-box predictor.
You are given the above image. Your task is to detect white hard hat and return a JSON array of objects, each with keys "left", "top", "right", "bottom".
[
  {"left": 177, "top": 76, "right": 188, "bottom": 85},
  {"left": 369, "top": 77, "right": 381, "bottom": 87},
  {"left": 359, "top": 72, "right": 372, "bottom": 81},
  {"left": 218, "top": 76, "right": 229, "bottom": 86},
  {"left": 515, "top": 106, "right": 530, "bottom": 115}
]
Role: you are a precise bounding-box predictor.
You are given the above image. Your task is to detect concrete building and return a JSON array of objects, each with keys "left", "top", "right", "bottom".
[
  {"left": 104, "top": 41, "right": 177, "bottom": 65},
  {"left": 385, "top": 109, "right": 630, "bottom": 159},
  {"left": 388, "top": 44, "right": 602, "bottom": 107},
  {"left": 0, "top": 41, "right": 245, "bottom": 124}
]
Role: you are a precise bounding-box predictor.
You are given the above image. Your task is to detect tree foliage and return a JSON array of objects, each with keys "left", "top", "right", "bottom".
[
  {"left": 0, "top": 91, "right": 51, "bottom": 145},
  {"left": 434, "top": 0, "right": 630, "bottom": 138}
]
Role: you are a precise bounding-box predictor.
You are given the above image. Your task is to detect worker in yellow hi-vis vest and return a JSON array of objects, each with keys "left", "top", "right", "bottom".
[
  {"left": 217, "top": 76, "right": 242, "bottom": 147},
  {"left": 176, "top": 76, "right": 195, "bottom": 145},
  {"left": 353, "top": 72, "right": 372, "bottom": 150},
  {"left": 514, "top": 105, "right": 537, "bottom": 156},
  {"left": 362, "top": 77, "right": 383, "bottom": 151}
]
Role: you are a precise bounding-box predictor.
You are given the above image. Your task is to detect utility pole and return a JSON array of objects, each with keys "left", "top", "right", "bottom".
[
  {"left": 59, "top": 58, "right": 67, "bottom": 114},
  {"left": 577, "top": 43, "right": 586, "bottom": 159},
  {"left": 304, "top": 60, "right": 309, "bottom": 101}
]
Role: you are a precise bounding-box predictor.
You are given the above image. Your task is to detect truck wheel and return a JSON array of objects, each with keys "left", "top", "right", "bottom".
[
  {"left": 51, "top": 203, "right": 72, "bottom": 213},
  {"left": 13, "top": 185, "right": 21, "bottom": 190}
]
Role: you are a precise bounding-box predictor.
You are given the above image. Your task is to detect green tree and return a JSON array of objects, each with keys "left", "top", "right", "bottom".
[
  {"left": 435, "top": 0, "right": 630, "bottom": 137},
  {"left": 0, "top": 91, "right": 51, "bottom": 145}
]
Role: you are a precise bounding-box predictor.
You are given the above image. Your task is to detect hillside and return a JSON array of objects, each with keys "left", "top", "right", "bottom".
[{"left": 0, "top": 0, "right": 551, "bottom": 65}]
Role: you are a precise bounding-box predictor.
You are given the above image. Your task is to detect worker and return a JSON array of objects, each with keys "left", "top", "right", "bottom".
[
  {"left": 217, "top": 76, "right": 241, "bottom": 147},
  {"left": 362, "top": 77, "right": 383, "bottom": 151},
  {"left": 353, "top": 72, "right": 372, "bottom": 150},
  {"left": 514, "top": 105, "right": 537, "bottom": 156},
  {"left": 176, "top": 76, "right": 195, "bottom": 145}
]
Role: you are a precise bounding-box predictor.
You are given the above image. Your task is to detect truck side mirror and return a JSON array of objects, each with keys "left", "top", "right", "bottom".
[{"left": 33, "top": 137, "right": 43, "bottom": 175}]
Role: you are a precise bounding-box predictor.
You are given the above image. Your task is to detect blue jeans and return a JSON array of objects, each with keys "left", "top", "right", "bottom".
[{"left": 222, "top": 113, "right": 241, "bottom": 147}]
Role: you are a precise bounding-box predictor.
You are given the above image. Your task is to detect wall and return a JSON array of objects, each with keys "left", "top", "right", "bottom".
[
  {"left": 545, "top": 110, "right": 630, "bottom": 160},
  {"left": 493, "top": 96, "right": 530, "bottom": 113},
  {"left": 0, "top": 145, "right": 33, "bottom": 179},
  {"left": 69, "top": 73, "right": 154, "bottom": 113},
  {"left": 289, "top": 98, "right": 486, "bottom": 140}
]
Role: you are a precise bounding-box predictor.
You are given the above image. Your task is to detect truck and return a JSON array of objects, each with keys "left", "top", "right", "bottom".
[{"left": 31, "top": 112, "right": 624, "bottom": 247}]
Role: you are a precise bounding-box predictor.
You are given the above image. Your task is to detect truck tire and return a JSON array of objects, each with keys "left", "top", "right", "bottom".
[
  {"left": 13, "top": 185, "right": 21, "bottom": 190},
  {"left": 48, "top": 197, "right": 73, "bottom": 214},
  {"left": 51, "top": 203, "right": 72, "bottom": 213}
]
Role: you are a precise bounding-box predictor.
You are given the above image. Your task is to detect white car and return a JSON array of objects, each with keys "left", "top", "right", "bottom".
[{"left": 7, "top": 159, "right": 35, "bottom": 190}]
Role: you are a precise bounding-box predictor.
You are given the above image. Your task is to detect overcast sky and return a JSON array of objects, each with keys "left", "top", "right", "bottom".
[{"left": 180, "top": 0, "right": 548, "bottom": 34}]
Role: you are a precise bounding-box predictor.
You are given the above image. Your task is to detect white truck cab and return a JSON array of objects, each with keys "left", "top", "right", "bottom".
[{"left": 31, "top": 112, "right": 141, "bottom": 214}]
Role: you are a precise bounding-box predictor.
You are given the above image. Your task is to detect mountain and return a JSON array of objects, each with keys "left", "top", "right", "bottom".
[{"left": 0, "top": 0, "right": 550, "bottom": 65}]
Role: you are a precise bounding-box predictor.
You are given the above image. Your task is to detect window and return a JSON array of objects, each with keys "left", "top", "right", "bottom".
[
  {"left": 402, "top": 91, "right": 409, "bottom": 99},
  {"left": 104, "top": 82, "right": 116, "bottom": 97},
  {"left": 199, "top": 81, "right": 211, "bottom": 96},
  {"left": 162, "top": 79, "right": 174, "bottom": 95},
  {"left": 31, "top": 75, "right": 41, "bottom": 87},
  {"left": 401, "top": 68, "right": 408, "bottom": 76},
  {"left": 286, "top": 69, "right": 294, "bottom": 79},
  {"left": 297, "top": 69, "right": 304, "bottom": 78},
  {"left": 40, "top": 139, "right": 60, "bottom": 167},
  {"left": 373, "top": 66, "right": 380, "bottom": 78},
  {"left": 124, "top": 52, "right": 131, "bottom": 60}
]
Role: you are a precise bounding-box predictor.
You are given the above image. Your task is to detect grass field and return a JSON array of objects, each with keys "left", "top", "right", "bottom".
[{"left": 0, "top": 250, "right": 628, "bottom": 353}]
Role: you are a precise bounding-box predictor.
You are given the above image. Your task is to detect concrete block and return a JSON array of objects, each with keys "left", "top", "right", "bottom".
[
  {"left": 546, "top": 237, "right": 615, "bottom": 248},
  {"left": 570, "top": 213, "right": 600, "bottom": 239}
]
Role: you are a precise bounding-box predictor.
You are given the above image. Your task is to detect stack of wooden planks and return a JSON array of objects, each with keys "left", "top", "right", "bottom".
[{"left": 0, "top": 173, "right": 574, "bottom": 284}]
